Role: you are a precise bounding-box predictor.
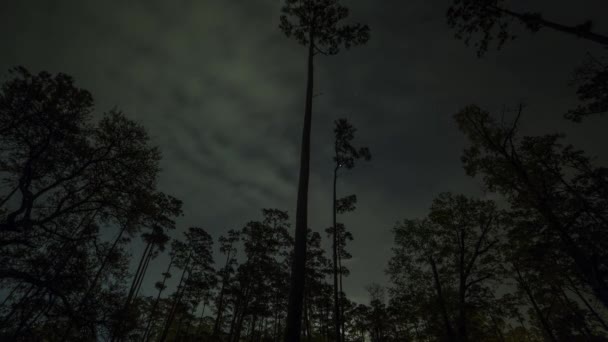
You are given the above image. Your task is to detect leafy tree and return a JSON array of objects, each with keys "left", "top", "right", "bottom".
[
  {"left": 566, "top": 55, "right": 608, "bottom": 122},
  {"left": 446, "top": 0, "right": 608, "bottom": 57},
  {"left": 388, "top": 193, "right": 505, "bottom": 341},
  {"left": 455, "top": 105, "right": 608, "bottom": 309},
  {"left": 278, "top": 2, "right": 370, "bottom": 339},
  {"left": 446, "top": 2, "right": 608, "bottom": 122},
  {"left": 0, "top": 67, "right": 182, "bottom": 341}
]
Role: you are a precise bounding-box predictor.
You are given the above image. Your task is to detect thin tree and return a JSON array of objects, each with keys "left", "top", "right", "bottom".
[
  {"left": 329, "top": 118, "right": 370, "bottom": 341},
  {"left": 279, "top": 2, "right": 369, "bottom": 340},
  {"left": 213, "top": 229, "right": 240, "bottom": 338}
]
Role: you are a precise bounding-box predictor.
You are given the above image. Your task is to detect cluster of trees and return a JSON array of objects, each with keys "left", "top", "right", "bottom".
[
  {"left": 371, "top": 103, "right": 608, "bottom": 340},
  {"left": 0, "top": 67, "right": 376, "bottom": 341},
  {"left": 368, "top": 1, "right": 608, "bottom": 341},
  {"left": 1, "top": 0, "right": 607, "bottom": 341}
]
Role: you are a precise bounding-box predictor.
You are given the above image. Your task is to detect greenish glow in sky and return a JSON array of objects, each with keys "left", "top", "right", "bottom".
[{"left": 1, "top": 0, "right": 607, "bottom": 303}]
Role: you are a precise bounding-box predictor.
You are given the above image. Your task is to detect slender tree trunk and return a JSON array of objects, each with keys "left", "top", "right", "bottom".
[
  {"left": 61, "top": 222, "right": 130, "bottom": 341},
  {"left": 458, "top": 240, "right": 468, "bottom": 342},
  {"left": 159, "top": 257, "right": 191, "bottom": 342},
  {"left": 194, "top": 302, "right": 207, "bottom": 337},
  {"left": 174, "top": 300, "right": 191, "bottom": 342},
  {"left": 331, "top": 164, "right": 341, "bottom": 342},
  {"left": 304, "top": 292, "right": 312, "bottom": 341},
  {"left": 182, "top": 303, "right": 198, "bottom": 340},
  {"left": 338, "top": 251, "right": 345, "bottom": 342},
  {"left": 133, "top": 245, "right": 154, "bottom": 299},
  {"left": 249, "top": 314, "right": 258, "bottom": 342},
  {"left": 213, "top": 249, "right": 233, "bottom": 337},
  {"left": 273, "top": 303, "right": 281, "bottom": 342},
  {"left": 430, "top": 256, "right": 455, "bottom": 341},
  {"left": 111, "top": 241, "right": 152, "bottom": 341},
  {"left": 234, "top": 308, "right": 247, "bottom": 342},
  {"left": 128, "top": 242, "right": 151, "bottom": 303},
  {"left": 261, "top": 317, "right": 267, "bottom": 342},
  {"left": 0, "top": 282, "right": 24, "bottom": 308},
  {"left": 143, "top": 256, "right": 174, "bottom": 341},
  {"left": 514, "top": 266, "right": 557, "bottom": 342},
  {"left": 228, "top": 300, "right": 240, "bottom": 342},
  {"left": 285, "top": 29, "right": 315, "bottom": 342},
  {"left": 233, "top": 285, "right": 252, "bottom": 342}
]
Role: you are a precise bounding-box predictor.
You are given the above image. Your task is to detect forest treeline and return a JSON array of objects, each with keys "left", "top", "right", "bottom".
[{"left": 1, "top": 0, "right": 608, "bottom": 341}]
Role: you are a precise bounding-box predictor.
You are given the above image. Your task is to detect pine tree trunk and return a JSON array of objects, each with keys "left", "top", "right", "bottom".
[
  {"left": 133, "top": 245, "right": 154, "bottom": 299},
  {"left": 213, "top": 249, "right": 233, "bottom": 337},
  {"left": 127, "top": 242, "right": 151, "bottom": 304},
  {"left": 143, "top": 256, "right": 174, "bottom": 341},
  {"left": 285, "top": 29, "right": 315, "bottom": 342},
  {"left": 457, "top": 242, "right": 468, "bottom": 342},
  {"left": 228, "top": 300, "right": 240, "bottom": 342},
  {"left": 195, "top": 302, "right": 207, "bottom": 336},
  {"left": 338, "top": 250, "right": 345, "bottom": 342},
  {"left": 331, "top": 165, "right": 341, "bottom": 342},
  {"left": 159, "top": 256, "right": 191, "bottom": 342},
  {"left": 112, "top": 241, "right": 152, "bottom": 341},
  {"left": 304, "top": 292, "right": 312, "bottom": 341}
]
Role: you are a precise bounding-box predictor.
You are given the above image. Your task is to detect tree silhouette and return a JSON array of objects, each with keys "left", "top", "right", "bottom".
[
  {"left": 446, "top": 2, "right": 608, "bottom": 123},
  {"left": 566, "top": 55, "right": 608, "bottom": 122},
  {"left": 159, "top": 227, "right": 215, "bottom": 342},
  {"left": 0, "top": 67, "right": 182, "bottom": 341},
  {"left": 212, "top": 229, "right": 240, "bottom": 339},
  {"left": 328, "top": 118, "right": 370, "bottom": 342},
  {"left": 278, "top": 2, "right": 370, "bottom": 339},
  {"left": 388, "top": 194, "right": 505, "bottom": 342},
  {"left": 455, "top": 105, "right": 608, "bottom": 310},
  {"left": 446, "top": 0, "right": 608, "bottom": 57}
]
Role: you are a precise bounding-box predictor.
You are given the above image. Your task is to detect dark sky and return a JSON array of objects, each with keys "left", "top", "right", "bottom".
[{"left": 1, "top": 0, "right": 607, "bottom": 303}]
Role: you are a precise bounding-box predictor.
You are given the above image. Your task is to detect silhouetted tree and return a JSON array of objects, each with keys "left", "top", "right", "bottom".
[
  {"left": 0, "top": 67, "right": 182, "bottom": 341},
  {"left": 278, "top": 2, "right": 370, "bottom": 339},
  {"left": 328, "top": 118, "right": 370, "bottom": 342},
  {"left": 446, "top": 1, "right": 608, "bottom": 123},
  {"left": 566, "top": 55, "right": 608, "bottom": 122},
  {"left": 455, "top": 105, "right": 608, "bottom": 309},
  {"left": 159, "top": 227, "right": 215, "bottom": 342},
  {"left": 388, "top": 193, "right": 506, "bottom": 341},
  {"left": 227, "top": 209, "right": 291, "bottom": 342},
  {"left": 212, "top": 229, "right": 240, "bottom": 339},
  {"left": 446, "top": 0, "right": 608, "bottom": 57}
]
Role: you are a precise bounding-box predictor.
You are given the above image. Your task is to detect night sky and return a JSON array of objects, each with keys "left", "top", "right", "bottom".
[{"left": 2, "top": 0, "right": 607, "bottom": 303}]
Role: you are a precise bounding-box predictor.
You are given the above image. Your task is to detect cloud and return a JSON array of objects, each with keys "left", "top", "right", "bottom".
[{"left": 2, "top": 0, "right": 607, "bottom": 302}]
